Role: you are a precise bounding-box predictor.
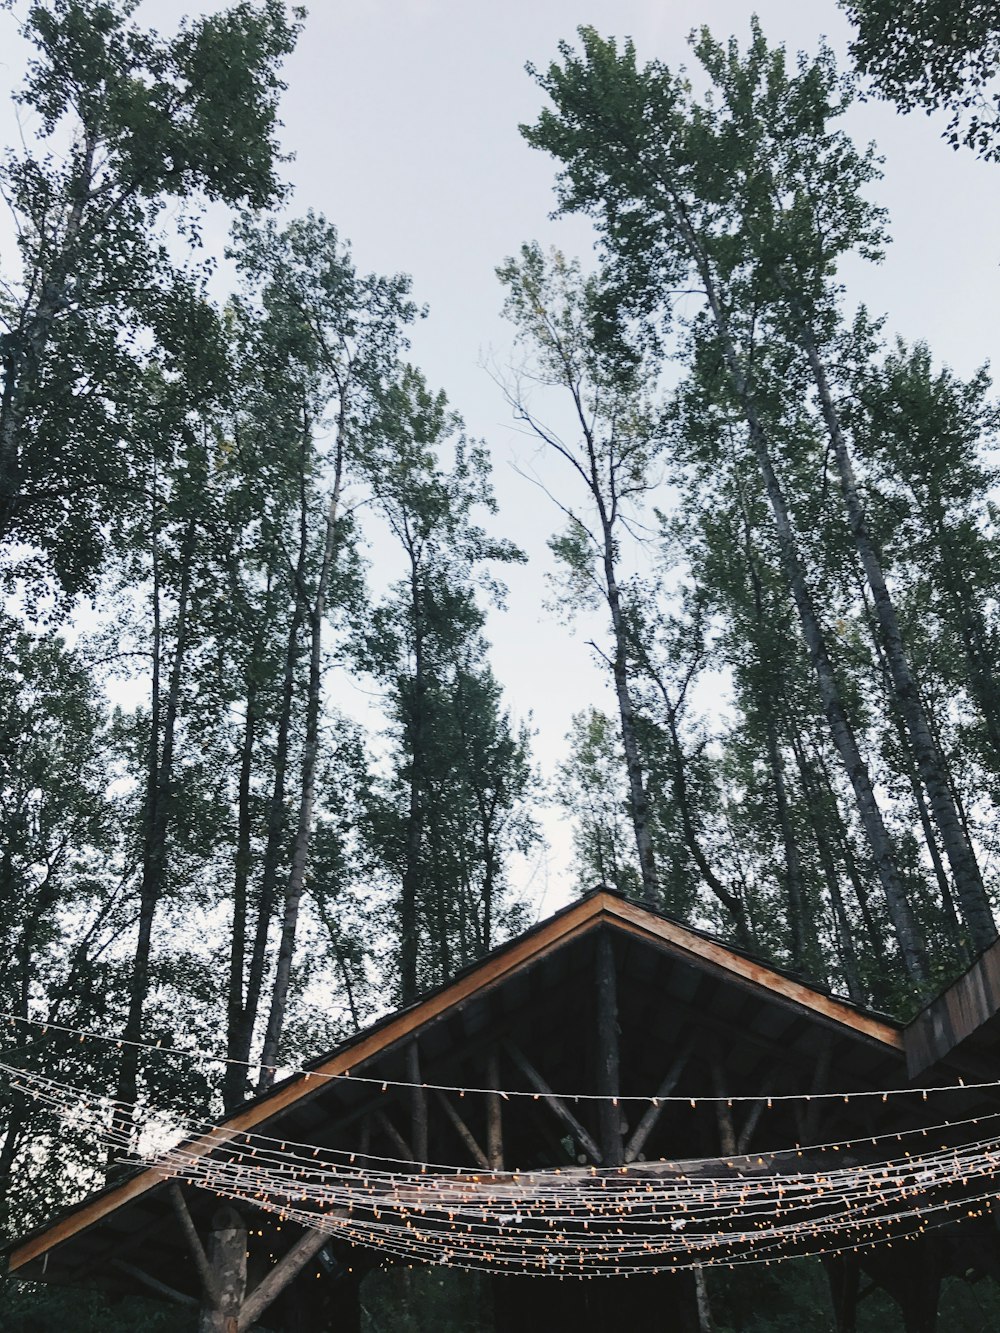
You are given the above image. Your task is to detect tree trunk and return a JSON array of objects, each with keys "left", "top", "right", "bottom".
[
  {"left": 224, "top": 674, "right": 257, "bottom": 1110},
  {"left": 0, "top": 131, "right": 97, "bottom": 538},
  {"left": 400, "top": 557, "right": 426, "bottom": 1007},
  {"left": 799, "top": 327, "right": 995, "bottom": 954},
  {"left": 224, "top": 539, "right": 307, "bottom": 1107},
  {"left": 860, "top": 592, "right": 969, "bottom": 956},
  {"left": 601, "top": 520, "right": 659, "bottom": 905},
  {"left": 789, "top": 731, "right": 866, "bottom": 1004},
  {"left": 258, "top": 453, "right": 341, "bottom": 1087},
  {"left": 740, "top": 501, "right": 816, "bottom": 974},
  {"left": 117, "top": 511, "right": 197, "bottom": 1114}
]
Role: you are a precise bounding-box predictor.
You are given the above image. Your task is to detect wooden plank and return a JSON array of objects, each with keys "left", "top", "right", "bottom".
[
  {"left": 435, "top": 1091, "right": 490, "bottom": 1170},
  {"left": 904, "top": 936, "right": 1000, "bottom": 1076},
  {"left": 9, "top": 891, "right": 902, "bottom": 1272}
]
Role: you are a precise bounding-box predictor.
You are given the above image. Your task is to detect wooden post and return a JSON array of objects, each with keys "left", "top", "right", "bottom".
[
  {"left": 486, "top": 1047, "right": 504, "bottom": 1170},
  {"left": 435, "top": 1090, "right": 490, "bottom": 1169},
  {"left": 595, "top": 931, "right": 623, "bottom": 1166},
  {"left": 710, "top": 1060, "right": 737, "bottom": 1157},
  {"left": 407, "top": 1040, "right": 428, "bottom": 1163},
  {"left": 237, "top": 1227, "right": 329, "bottom": 1331},
  {"left": 198, "top": 1206, "right": 246, "bottom": 1333},
  {"left": 694, "top": 1267, "right": 716, "bottom": 1332}
]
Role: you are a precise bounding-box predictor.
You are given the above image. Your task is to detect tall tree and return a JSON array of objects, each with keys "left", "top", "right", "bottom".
[
  {"left": 521, "top": 24, "right": 938, "bottom": 985},
  {"left": 0, "top": 0, "right": 300, "bottom": 593},
  {"left": 497, "top": 243, "right": 663, "bottom": 905},
  {"left": 689, "top": 27, "right": 996, "bottom": 954},
  {"left": 361, "top": 367, "right": 526, "bottom": 1003},
  {"left": 224, "top": 214, "right": 417, "bottom": 1093}
]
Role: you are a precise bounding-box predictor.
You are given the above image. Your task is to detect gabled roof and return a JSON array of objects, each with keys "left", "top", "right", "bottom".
[{"left": 7, "top": 888, "right": 904, "bottom": 1280}]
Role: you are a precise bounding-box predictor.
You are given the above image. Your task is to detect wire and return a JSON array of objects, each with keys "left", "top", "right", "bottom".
[{"left": 0, "top": 1009, "right": 985, "bottom": 1107}]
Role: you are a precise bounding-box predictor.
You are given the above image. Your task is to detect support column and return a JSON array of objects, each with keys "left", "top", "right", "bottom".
[
  {"left": 198, "top": 1206, "right": 246, "bottom": 1333},
  {"left": 860, "top": 1239, "right": 941, "bottom": 1333},
  {"left": 595, "top": 930, "right": 623, "bottom": 1166},
  {"left": 407, "top": 1040, "right": 428, "bottom": 1164},
  {"left": 486, "top": 1047, "right": 504, "bottom": 1170},
  {"left": 173, "top": 1185, "right": 334, "bottom": 1333}
]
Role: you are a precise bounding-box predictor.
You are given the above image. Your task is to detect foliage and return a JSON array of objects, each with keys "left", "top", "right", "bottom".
[
  {"left": 0, "top": 0, "right": 301, "bottom": 595},
  {"left": 841, "top": 0, "right": 1000, "bottom": 158}
]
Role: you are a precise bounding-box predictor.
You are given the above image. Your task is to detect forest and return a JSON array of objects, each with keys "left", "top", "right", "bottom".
[{"left": 2, "top": 0, "right": 1000, "bottom": 1328}]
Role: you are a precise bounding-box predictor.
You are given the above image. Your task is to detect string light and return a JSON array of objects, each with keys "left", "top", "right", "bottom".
[
  {"left": 6, "top": 1060, "right": 1000, "bottom": 1280},
  {"left": 0, "top": 1010, "right": 988, "bottom": 1107}
]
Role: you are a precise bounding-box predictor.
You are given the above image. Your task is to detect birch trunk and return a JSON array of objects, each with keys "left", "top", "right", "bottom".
[
  {"left": 789, "top": 732, "right": 866, "bottom": 1004},
  {"left": 258, "top": 465, "right": 341, "bottom": 1087},
  {"left": 117, "top": 512, "right": 198, "bottom": 1111},
  {"left": 399, "top": 560, "right": 425, "bottom": 1006},
  {"left": 601, "top": 520, "right": 660, "bottom": 905},
  {"left": 224, "top": 527, "right": 307, "bottom": 1109}
]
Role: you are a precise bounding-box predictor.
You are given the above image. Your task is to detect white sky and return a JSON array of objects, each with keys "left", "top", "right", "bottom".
[{"left": 3, "top": 0, "right": 999, "bottom": 917}]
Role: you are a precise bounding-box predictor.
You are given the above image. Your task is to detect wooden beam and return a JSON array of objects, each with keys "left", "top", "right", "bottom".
[
  {"left": 503, "top": 1038, "right": 602, "bottom": 1165},
  {"left": 238, "top": 1227, "right": 329, "bottom": 1332},
  {"left": 624, "top": 1033, "right": 695, "bottom": 1163},
  {"left": 486, "top": 1047, "right": 504, "bottom": 1171},
  {"left": 595, "top": 931, "right": 623, "bottom": 1166},
  {"left": 710, "top": 1059, "right": 737, "bottom": 1157},
  {"left": 169, "top": 1183, "right": 220, "bottom": 1307},
  {"left": 736, "top": 1076, "right": 774, "bottom": 1155},
  {"left": 373, "top": 1108, "right": 413, "bottom": 1162},
  {"left": 797, "top": 1038, "right": 833, "bottom": 1144},
  {"left": 112, "top": 1258, "right": 199, "bottom": 1308},
  {"left": 408, "top": 1041, "right": 428, "bottom": 1163},
  {"left": 435, "top": 1090, "right": 490, "bottom": 1170}
]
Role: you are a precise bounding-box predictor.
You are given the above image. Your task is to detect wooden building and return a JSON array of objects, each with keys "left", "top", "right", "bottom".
[{"left": 5, "top": 888, "right": 1000, "bottom": 1332}]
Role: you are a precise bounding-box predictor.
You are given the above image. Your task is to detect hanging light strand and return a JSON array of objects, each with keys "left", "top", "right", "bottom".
[
  {"left": 6, "top": 1061, "right": 998, "bottom": 1280},
  {"left": 0, "top": 1009, "right": 985, "bottom": 1107}
]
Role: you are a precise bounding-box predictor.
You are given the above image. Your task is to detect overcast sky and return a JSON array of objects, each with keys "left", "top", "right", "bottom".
[{"left": 3, "top": 1, "right": 999, "bottom": 916}]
